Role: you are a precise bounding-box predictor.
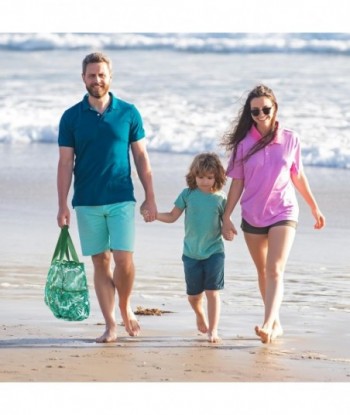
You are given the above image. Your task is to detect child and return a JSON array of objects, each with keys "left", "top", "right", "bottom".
[{"left": 142, "top": 152, "right": 232, "bottom": 343}]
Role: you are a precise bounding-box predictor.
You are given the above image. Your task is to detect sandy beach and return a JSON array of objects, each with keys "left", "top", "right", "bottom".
[
  {"left": 1, "top": 290, "right": 350, "bottom": 382},
  {"left": 0, "top": 143, "right": 349, "bottom": 389},
  {"left": 0, "top": 143, "right": 349, "bottom": 415}
]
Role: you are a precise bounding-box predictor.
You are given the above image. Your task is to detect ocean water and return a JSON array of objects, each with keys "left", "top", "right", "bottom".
[
  {"left": 1, "top": 32, "right": 350, "bottom": 168},
  {"left": 0, "top": 33, "right": 349, "bottom": 330}
]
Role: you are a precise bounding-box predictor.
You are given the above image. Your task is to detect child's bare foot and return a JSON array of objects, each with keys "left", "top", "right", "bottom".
[
  {"left": 255, "top": 325, "right": 272, "bottom": 344},
  {"left": 207, "top": 331, "right": 221, "bottom": 343},
  {"left": 271, "top": 322, "right": 284, "bottom": 340},
  {"left": 96, "top": 326, "right": 118, "bottom": 343},
  {"left": 195, "top": 311, "right": 209, "bottom": 334},
  {"left": 121, "top": 309, "right": 140, "bottom": 337}
]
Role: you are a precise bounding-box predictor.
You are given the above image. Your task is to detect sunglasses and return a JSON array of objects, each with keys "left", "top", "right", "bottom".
[{"left": 250, "top": 107, "right": 273, "bottom": 117}]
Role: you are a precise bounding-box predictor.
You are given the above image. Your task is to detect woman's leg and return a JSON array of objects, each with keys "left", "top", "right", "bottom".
[
  {"left": 244, "top": 226, "right": 295, "bottom": 342},
  {"left": 243, "top": 232, "right": 268, "bottom": 301},
  {"left": 260, "top": 226, "right": 296, "bottom": 341}
]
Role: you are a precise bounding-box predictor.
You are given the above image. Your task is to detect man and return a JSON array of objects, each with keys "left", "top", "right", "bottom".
[{"left": 57, "top": 52, "right": 157, "bottom": 343}]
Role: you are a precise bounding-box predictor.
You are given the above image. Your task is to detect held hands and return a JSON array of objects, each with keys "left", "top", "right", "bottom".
[
  {"left": 222, "top": 218, "right": 237, "bottom": 241},
  {"left": 140, "top": 200, "right": 157, "bottom": 222},
  {"left": 140, "top": 208, "right": 150, "bottom": 222}
]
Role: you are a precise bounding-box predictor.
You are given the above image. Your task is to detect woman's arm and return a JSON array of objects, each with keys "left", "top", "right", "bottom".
[
  {"left": 222, "top": 178, "right": 244, "bottom": 240},
  {"left": 291, "top": 170, "right": 326, "bottom": 229}
]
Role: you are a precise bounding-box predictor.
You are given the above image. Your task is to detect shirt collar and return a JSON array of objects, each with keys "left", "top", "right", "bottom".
[
  {"left": 249, "top": 121, "right": 282, "bottom": 144},
  {"left": 82, "top": 92, "right": 118, "bottom": 111}
]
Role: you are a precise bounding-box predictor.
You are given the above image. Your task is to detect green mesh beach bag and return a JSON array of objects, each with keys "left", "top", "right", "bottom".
[{"left": 45, "top": 225, "right": 90, "bottom": 321}]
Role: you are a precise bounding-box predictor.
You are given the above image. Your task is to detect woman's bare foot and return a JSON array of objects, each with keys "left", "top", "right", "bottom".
[
  {"left": 121, "top": 309, "right": 140, "bottom": 337},
  {"left": 96, "top": 326, "right": 118, "bottom": 343},
  {"left": 207, "top": 331, "right": 221, "bottom": 343},
  {"left": 271, "top": 322, "right": 284, "bottom": 340},
  {"left": 255, "top": 325, "right": 272, "bottom": 344}
]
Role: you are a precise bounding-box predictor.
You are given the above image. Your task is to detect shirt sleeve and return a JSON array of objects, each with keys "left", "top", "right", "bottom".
[
  {"left": 174, "top": 189, "right": 188, "bottom": 210},
  {"left": 290, "top": 133, "right": 303, "bottom": 175},
  {"left": 129, "top": 105, "right": 145, "bottom": 142},
  {"left": 58, "top": 111, "right": 75, "bottom": 147},
  {"left": 219, "top": 192, "right": 227, "bottom": 216},
  {"left": 226, "top": 144, "right": 244, "bottom": 179}
]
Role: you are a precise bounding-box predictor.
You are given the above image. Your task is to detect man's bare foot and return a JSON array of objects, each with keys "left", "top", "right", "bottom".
[
  {"left": 96, "top": 326, "right": 118, "bottom": 343},
  {"left": 207, "top": 331, "right": 221, "bottom": 343},
  {"left": 255, "top": 325, "right": 272, "bottom": 344},
  {"left": 121, "top": 309, "right": 140, "bottom": 337},
  {"left": 271, "top": 322, "right": 284, "bottom": 340},
  {"left": 195, "top": 311, "right": 209, "bottom": 334}
]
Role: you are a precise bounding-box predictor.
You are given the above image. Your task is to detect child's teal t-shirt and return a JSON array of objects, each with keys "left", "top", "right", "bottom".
[{"left": 175, "top": 188, "right": 226, "bottom": 260}]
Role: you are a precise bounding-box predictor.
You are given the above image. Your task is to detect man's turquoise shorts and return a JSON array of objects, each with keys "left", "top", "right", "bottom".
[{"left": 75, "top": 202, "right": 135, "bottom": 256}]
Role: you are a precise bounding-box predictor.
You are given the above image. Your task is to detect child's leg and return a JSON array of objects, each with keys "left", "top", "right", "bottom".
[
  {"left": 187, "top": 293, "right": 208, "bottom": 334},
  {"left": 202, "top": 252, "right": 224, "bottom": 343},
  {"left": 205, "top": 290, "right": 221, "bottom": 343}
]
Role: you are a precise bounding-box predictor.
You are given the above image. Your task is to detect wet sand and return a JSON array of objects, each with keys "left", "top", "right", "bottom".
[{"left": 1, "top": 144, "right": 350, "bottom": 413}]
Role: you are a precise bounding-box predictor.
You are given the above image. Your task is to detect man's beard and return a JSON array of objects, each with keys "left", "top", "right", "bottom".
[{"left": 86, "top": 83, "right": 109, "bottom": 98}]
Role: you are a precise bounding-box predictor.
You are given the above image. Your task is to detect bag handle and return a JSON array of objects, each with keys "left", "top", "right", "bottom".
[{"left": 51, "top": 225, "right": 80, "bottom": 263}]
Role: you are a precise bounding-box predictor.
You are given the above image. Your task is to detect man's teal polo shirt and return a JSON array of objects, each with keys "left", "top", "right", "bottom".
[{"left": 58, "top": 93, "right": 145, "bottom": 207}]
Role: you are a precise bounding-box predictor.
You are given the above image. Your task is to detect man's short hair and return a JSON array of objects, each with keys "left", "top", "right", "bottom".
[{"left": 82, "top": 52, "right": 112, "bottom": 74}]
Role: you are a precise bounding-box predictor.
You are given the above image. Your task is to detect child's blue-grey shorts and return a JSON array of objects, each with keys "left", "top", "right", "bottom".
[{"left": 182, "top": 252, "right": 225, "bottom": 295}]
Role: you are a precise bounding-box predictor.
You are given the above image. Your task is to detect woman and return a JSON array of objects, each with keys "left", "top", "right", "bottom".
[{"left": 221, "top": 84, "right": 325, "bottom": 344}]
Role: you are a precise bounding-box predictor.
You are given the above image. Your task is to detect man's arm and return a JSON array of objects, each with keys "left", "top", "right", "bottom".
[
  {"left": 131, "top": 138, "right": 157, "bottom": 222},
  {"left": 57, "top": 146, "right": 74, "bottom": 227}
]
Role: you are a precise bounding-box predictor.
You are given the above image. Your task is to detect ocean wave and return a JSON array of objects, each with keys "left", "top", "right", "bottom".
[
  {"left": 1, "top": 122, "right": 350, "bottom": 169},
  {"left": 1, "top": 33, "right": 350, "bottom": 54}
]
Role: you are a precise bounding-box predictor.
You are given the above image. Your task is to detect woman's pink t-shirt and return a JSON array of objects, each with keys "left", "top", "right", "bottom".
[{"left": 226, "top": 124, "right": 302, "bottom": 227}]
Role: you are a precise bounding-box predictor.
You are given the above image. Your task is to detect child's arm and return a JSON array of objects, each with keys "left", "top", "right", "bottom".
[
  {"left": 141, "top": 205, "right": 183, "bottom": 223},
  {"left": 156, "top": 206, "right": 183, "bottom": 223}
]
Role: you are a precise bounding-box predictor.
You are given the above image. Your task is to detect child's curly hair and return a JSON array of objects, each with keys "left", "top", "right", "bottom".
[{"left": 186, "top": 152, "right": 226, "bottom": 191}]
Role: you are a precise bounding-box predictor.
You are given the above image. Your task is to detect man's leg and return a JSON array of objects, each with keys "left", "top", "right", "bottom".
[
  {"left": 75, "top": 205, "right": 117, "bottom": 342},
  {"left": 112, "top": 250, "right": 140, "bottom": 336},
  {"left": 92, "top": 251, "right": 118, "bottom": 343}
]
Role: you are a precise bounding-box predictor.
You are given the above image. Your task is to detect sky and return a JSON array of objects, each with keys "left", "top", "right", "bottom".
[{"left": 1, "top": 0, "right": 349, "bottom": 32}]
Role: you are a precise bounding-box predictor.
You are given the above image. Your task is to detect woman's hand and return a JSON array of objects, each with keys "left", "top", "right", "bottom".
[
  {"left": 222, "top": 217, "right": 237, "bottom": 241},
  {"left": 312, "top": 207, "right": 326, "bottom": 230}
]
